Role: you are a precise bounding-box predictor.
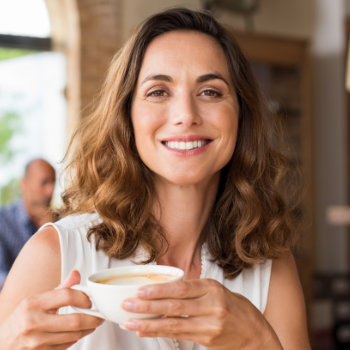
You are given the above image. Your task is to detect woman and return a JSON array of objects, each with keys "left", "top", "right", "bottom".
[{"left": 0, "top": 8, "right": 311, "bottom": 350}]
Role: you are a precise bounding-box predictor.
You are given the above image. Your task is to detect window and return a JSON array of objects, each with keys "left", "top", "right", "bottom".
[{"left": 0, "top": 0, "right": 66, "bottom": 206}]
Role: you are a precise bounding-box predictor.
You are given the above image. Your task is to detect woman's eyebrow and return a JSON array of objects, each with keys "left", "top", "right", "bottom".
[
  {"left": 196, "top": 73, "right": 229, "bottom": 86},
  {"left": 141, "top": 74, "right": 173, "bottom": 85},
  {"left": 140, "top": 73, "right": 229, "bottom": 86}
]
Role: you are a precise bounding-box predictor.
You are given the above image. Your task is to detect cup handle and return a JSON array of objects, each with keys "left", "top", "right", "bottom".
[{"left": 70, "top": 284, "right": 105, "bottom": 319}]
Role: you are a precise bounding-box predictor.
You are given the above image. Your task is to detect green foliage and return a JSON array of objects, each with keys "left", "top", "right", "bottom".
[
  {"left": 0, "top": 111, "right": 22, "bottom": 163},
  {"left": 0, "top": 178, "right": 20, "bottom": 205},
  {"left": 0, "top": 48, "right": 35, "bottom": 61},
  {"left": 0, "top": 102, "right": 23, "bottom": 205}
]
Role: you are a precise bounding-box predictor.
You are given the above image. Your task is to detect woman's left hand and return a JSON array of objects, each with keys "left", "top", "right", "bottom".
[{"left": 122, "top": 279, "right": 282, "bottom": 350}]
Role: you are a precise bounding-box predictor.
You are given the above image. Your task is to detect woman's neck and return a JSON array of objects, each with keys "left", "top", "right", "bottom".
[{"left": 153, "top": 175, "right": 219, "bottom": 278}]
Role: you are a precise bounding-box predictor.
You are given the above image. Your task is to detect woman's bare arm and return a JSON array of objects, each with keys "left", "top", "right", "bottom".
[
  {"left": 264, "top": 252, "right": 311, "bottom": 350},
  {"left": 0, "top": 226, "right": 103, "bottom": 349},
  {"left": 0, "top": 226, "right": 61, "bottom": 321}
]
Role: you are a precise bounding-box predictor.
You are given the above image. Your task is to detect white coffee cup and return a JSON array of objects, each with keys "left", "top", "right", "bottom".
[{"left": 71, "top": 265, "right": 184, "bottom": 328}]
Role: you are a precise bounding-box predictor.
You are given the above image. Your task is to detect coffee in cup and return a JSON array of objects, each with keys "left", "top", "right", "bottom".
[
  {"left": 71, "top": 265, "right": 184, "bottom": 328},
  {"left": 95, "top": 272, "right": 176, "bottom": 285}
]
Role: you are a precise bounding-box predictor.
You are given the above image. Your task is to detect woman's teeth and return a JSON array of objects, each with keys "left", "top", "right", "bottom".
[{"left": 163, "top": 140, "right": 209, "bottom": 150}]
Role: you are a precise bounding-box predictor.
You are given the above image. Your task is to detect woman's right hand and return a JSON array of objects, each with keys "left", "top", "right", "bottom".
[{"left": 0, "top": 270, "right": 104, "bottom": 350}]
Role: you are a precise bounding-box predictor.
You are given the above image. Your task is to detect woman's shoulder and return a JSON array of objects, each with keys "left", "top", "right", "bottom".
[
  {"left": 0, "top": 225, "right": 62, "bottom": 316},
  {"left": 264, "top": 252, "right": 310, "bottom": 348},
  {"left": 39, "top": 211, "right": 100, "bottom": 241},
  {"left": 53, "top": 211, "right": 101, "bottom": 231},
  {"left": 267, "top": 252, "right": 303, "bottom": 303}
]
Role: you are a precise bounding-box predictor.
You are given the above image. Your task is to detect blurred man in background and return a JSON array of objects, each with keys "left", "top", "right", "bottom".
[{"left": 0, "top": 158, "right": 56, "bottom": 288}]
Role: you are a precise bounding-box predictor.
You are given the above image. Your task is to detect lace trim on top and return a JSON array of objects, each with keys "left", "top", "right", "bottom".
[{"left": 171, "top": 243, "right": 208, "bottom": 350}]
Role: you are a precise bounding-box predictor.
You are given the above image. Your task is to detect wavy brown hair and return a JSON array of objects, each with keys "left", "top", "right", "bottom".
[{"left": 61, "top": 7, "right": 298, "bottom": 278}]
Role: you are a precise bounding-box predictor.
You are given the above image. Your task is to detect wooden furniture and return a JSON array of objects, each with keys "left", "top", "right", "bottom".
[
  {"left": 345, "top": 20, "right": 350, "bottom": 271},
  {"left": 231, "top": 31, "right": 314, "bottom": 316}
]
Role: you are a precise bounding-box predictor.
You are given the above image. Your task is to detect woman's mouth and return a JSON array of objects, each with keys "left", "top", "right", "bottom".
[{"left": 162, "top": 139, "right": 211, "bottom": 151}]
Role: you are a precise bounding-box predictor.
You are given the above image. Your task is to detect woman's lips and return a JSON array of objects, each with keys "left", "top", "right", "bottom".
[
  {"left": 161, "top": 136, "right": 213, "bottom": 155},
  {"left": 162, "top": 139, "right": 211, "bottom": 151}
]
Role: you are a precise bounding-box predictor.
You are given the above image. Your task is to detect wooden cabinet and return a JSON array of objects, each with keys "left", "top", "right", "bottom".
[{"left": 231, "top": 31, "right": 314, "bottom": 315}]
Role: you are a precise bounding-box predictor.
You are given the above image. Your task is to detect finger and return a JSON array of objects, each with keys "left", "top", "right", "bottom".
[
  {"left": 20, "top": 287, "right": 93, "bottom": 313},
  {"left": 15, "top": 304, "right": 103, "bottom": 340},
  {"left": 57, "top": 270, "right": 81, "bottom": 289},
  {"left": 125, "top": 315, "right": 214, "bottom": 340},
  {"left": 48, "top": 328, "right": 96, "bottom": 345},
  {"left": 137, "top": 330, "right": 196, "bottom": 342},
  {"left": 22, "top": 328, "right": 96, "bottom": 348},
  {"left": 123, "top": 297, "right": 207, "bottom": 317},
  {"left": 51, "top": 342, "right": 76, "bottom": 350},
  {"left": 125, "top": 316, "right": 192, "bottom": 334},
  {"left": 138, "top": 278, "right": 219, "bottom": 300},
  {"left": 40, "top": 313, "right": 104, "bottom": 332},
  {"left": 51, "top": 342, "right": 77, "bottom": 350}
]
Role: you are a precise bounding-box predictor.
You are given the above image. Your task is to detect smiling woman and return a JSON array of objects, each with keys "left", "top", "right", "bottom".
[
  {"left": 131, "top": 30, "right": 239, "bottom": 187},
  {"left": 0, "top": 7, "right": 311, "bottom": 350}
]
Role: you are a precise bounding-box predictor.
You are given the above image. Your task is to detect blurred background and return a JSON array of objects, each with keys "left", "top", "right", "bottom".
[{"left": 0, "top": 0, "right": 349, "bottom": 348}]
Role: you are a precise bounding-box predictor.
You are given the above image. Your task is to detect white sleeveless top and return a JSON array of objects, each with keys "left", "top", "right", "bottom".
[{"left": 44, "top": 212, "right": 272, "bottom": 350}]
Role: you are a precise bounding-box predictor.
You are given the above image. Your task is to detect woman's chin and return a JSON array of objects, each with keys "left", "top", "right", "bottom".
[{"left": 154, "top": 173, "right": 219, "bottom": 188}]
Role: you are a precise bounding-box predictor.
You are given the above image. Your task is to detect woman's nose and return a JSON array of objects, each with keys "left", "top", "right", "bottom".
[{"left": 170, "top": 94, "right": 201, "bottom": 127}]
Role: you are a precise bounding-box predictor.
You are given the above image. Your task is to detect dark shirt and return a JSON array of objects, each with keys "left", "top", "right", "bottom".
[{"left": 0, "top": 200, "right": 38, "bottom": 287}]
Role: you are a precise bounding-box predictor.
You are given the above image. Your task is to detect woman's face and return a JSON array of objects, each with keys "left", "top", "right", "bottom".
[{"left": 131, "top": 30, "right": 239, "bottom": 187}]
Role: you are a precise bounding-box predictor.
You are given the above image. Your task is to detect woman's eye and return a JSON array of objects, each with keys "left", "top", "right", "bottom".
[
  {"left": 201, "top": 89, "right": 222, "bottom": 97},
  {"left": 146, "top": 90, "right": 168, "bottom": 97}
]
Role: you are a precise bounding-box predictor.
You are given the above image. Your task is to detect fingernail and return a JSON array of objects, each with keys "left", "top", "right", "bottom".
[
  {"left": 124, "top": 320, "right": 139, "bottom": 330},
  {"left": 122, "top": 301, "right": 136, "bottom": 311},
  {"left": 137, "top": 287, "right": 149, "bottom": 298}
]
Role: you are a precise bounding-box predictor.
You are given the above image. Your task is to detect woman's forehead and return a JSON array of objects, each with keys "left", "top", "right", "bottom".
[{"left": 137, "top": 30, "right": 230, "bottom": 83}]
